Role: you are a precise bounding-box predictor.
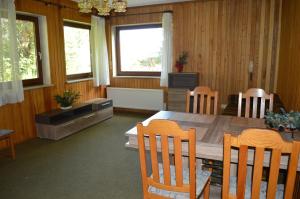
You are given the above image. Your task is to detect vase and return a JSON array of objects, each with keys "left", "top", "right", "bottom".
[
  {"left": 175, "top": 63, "right": 184, "bottom": 72},
  {"left": 60, "top": 106, "right": 72, "bottom": 110},
  {"left": 269, "top": 127, "right": 297, "bottom": 140},
  {"left": 284, "top": 128, "right": 298, "bottom": 140}
]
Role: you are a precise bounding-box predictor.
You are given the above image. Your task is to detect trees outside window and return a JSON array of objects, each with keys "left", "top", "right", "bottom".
[
  {"left": 115, "top": 24, "right": 163, "bottom": 76},
  {"left": 1, "top": 14, "right": 43, "bottom": 86},
  {"left": 63, "top": 22, "right": 92, "bottom": 80}
]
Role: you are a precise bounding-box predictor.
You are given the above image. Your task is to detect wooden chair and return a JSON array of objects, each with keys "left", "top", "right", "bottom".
[
  {"left": 0, "top": 129, "right": 15, "bottom": 160},
  {"left": 137, "top": 119, "right": 211, "bottom": 199},
  {"left": 222, "top": 129, "right": 300, "bottom": 199},
  {"left": 186, "top": 86, "right": 218, "bottom": 115},
  {"left": 238, "top": 88, "right": 274, "bottom": 118}
]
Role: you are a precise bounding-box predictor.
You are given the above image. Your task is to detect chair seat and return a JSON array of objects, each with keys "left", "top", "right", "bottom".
[
  {"left": 148, "top": 164, "right": 211, "bottom": 199},
  {"left": 0, "top": 129, "right": 14, "bottom": 138},
  {"left": 229, "top": 176, "right": 284, "bottom": 199}
]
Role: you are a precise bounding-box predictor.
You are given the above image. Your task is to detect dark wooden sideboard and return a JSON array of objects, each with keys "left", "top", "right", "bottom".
[{"left": 35, "top": 98, "right": 113, "bottom": 140}]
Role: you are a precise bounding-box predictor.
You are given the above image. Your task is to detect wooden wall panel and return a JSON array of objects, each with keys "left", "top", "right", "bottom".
[
  {"left": 0, "top": 0, "right": 101, "bottom": 149},
  {"left": 107, "top": 0, "right": 282, "bottom": 107},
  {"left": 0, "top": 0, "right": 283, "bottom": 149},
  {"left": 277, "top": 0, "right": 300, "bottom": 111}
]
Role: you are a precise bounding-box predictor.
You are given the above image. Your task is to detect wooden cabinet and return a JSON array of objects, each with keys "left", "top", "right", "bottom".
[
  {"left": 168, "top": 72, "right": 199, "bottom": 90},
  {"left": 167, "top": 73, "right": 199, "bottom": 112},
  {"left": 35, "top": 98, "right": 113, "bottom": 140},
  {"left": 167, "top": 88, "right": 188, "bottom": 112}
]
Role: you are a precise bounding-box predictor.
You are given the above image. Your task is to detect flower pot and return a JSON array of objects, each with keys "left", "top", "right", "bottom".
[
  {"left": 60, "top": 106, "right": 72, "bottom": 110},
  {"left": 175, "top": 63, "right": 184, "bottom": 72},
  {"left": 268, "top": 127, "right": 298, "bottom": 140}
]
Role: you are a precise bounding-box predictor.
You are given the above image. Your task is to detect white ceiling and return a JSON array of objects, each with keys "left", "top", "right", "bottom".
[{"left": 73, "top": 0, "right": 192, "bottom": 7}]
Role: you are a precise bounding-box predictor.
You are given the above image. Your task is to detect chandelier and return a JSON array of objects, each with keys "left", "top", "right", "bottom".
[{"left": 78, "top": 0, "right": 127, "bottom": 16}]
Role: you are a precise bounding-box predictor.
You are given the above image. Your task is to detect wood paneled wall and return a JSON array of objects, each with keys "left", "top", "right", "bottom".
[
  {"left": 0, "top": 0, "right": 102, "bottom": 148},
  {"left": 0, "top": 0, "right": 283, "bottom": 148},
  {"left": 107, "top": 0, "right": 282, "bottom": 107},
  {"left": 277, "top": 0, "right": 300, "bottom": 111}
]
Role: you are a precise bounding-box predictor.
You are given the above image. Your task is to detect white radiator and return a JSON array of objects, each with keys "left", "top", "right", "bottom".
[{"left": 107, "top": 87, "right": 164, "bottom": 111}]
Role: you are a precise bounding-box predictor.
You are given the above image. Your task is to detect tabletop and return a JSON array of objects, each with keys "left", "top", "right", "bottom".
[{"left": 125, "top": 111, "right": 300, "bottom": 170}]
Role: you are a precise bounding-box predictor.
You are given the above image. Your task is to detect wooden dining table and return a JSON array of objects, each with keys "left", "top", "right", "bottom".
[{"left": 125, "top": 111, "right": 300, "bottom": 171}]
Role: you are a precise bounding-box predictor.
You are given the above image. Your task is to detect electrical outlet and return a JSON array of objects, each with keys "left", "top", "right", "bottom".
[{"left": 221, "top": 104, "right": 227, "bottom": 110}]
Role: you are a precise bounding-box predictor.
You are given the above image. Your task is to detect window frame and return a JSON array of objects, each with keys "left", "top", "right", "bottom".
[
  {"left": 16, "top": 14, "right": 43, "bottom": 87},
  {"left": 63, "top": 21, "right": 93, "bottom": 81},
  {"left": 115, "top": 24, "right": 163, "bottom": 77}
]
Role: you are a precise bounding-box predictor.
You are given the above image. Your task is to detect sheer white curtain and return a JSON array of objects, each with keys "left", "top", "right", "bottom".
[
  {"left": 91, "top": 15, "right": 110, "bottom": 87},
  {"left": 0, "top": 0, "right": 24, "bottom": 106},
  {"left": 160, "top": 12, "right": 173, "bottom": 87}
]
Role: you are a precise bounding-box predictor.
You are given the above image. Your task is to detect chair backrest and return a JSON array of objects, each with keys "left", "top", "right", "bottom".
[
  {"left": 222, "top": 129, "right": 300, "bottom": 199},
  {"left": 137, "top": 119, "right": 197, "bottom": 199},
  {"left": 186, "top": 86, "right": 218, "bottom": 115},
  {"left": 238, "top": 88, "right": 274, "bottom": 118}
]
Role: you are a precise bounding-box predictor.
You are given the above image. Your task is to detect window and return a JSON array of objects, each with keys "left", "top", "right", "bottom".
[
  {"left": 16, "top": 14, "right": 43, "bottom": 86},
  {"left": 63, "top": 21, "right": 92, "bottom": 80},
  {"left": 116, "top": 24, "right": 163, "bottom": 76}
]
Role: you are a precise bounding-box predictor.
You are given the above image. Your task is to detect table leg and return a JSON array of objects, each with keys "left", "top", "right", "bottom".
[{"left": 9, "top": 136, "right": 15, "bottom": 160}]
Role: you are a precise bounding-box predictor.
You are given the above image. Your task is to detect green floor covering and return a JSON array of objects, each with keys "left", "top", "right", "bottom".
[{"left": 0, "top": 112, "right": 149, "bottom": 199}]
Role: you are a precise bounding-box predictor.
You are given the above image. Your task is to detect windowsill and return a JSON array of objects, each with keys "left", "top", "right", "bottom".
[
  {"left": 66, "top": 78, "right": 93, "bottom": 84},
  {"left": 23, "top": 84, "right": 54, "bottom": 91},
  {"left": 113, "top": 76, "right": 160, "bottom": 79}
]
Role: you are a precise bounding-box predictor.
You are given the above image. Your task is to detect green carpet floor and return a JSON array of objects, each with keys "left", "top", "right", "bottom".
[{"left": 0, "top": 112, "right": 149, "bottom": 199}]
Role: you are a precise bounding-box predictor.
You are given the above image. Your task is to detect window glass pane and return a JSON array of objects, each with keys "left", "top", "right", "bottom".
[
  {"left": 63, "top": 25, "right": 91, "bottom": 76},
  {"left": 119, "top": 26, "right": 163, "bottom": 72},
  {"left": 16, "top": 19, "right": 39, "bottom": 80}
]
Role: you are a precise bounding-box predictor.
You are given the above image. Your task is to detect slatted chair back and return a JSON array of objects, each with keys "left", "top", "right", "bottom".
[
  {"left": 186, "top": 86, "right": 218, "bottom": 115},
  {"left": 238, "top": 88, "right": 274, "bottom": 118},
  {"left": 222, "top": 129, "right": 300, "bottom": 199},
  {"left": 137, "top": 119, "right": 197, "bottom": 199}
]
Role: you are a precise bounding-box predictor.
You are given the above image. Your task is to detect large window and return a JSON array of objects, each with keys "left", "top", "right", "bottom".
[
  {"left": 116, "top": 24, "right": 163, "bottom": 76},
  {"left": 16, "top": 14, "right": 43, "bottom": 86},
  {"left": 63, "top": 22, "right": 92, "bottom": 80}
]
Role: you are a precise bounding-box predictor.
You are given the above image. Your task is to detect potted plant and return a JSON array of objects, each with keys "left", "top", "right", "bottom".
[
  {"left": 54, "top": 90, "right": 80, "bottom": 110},
  {"left": 175, "top": 51, "right": 188, "bottom": 72},
  {"left": 265, "top": 108, "right": 300, "bottom": 139}
]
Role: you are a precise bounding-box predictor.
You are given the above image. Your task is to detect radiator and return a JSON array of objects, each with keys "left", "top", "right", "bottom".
[{"left": 107, "top": 87, "right": 164, "bottom": 111}]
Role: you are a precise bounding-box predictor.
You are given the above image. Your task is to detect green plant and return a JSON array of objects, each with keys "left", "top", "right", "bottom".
[
  {"left": 176, "top": 51, "right": 188, "bottom": 65},
  {"left": 54, "top": 90, "right": 80, "bottom": 107},
  {"left": 265, "top": 109, "right": 300, "bottom": 131}
]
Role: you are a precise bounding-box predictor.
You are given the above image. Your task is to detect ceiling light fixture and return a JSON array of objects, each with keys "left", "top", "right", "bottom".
[{"left": 78, "top": 0, "right": 127, "bottom": 16}]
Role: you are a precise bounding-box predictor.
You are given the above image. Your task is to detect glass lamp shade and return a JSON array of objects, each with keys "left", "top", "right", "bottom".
[
  {"left": 78, "top": 0, "right": 127, "bottom": 15},
  {"left": 95, "top": 0, "right": 111, "bottom": 16},
  {"left": 112, "top": 0, "right": 127, "bottom": 12},
  {"left": 97, "top": 7, "right": 111, "bottom": 16},
  {"left": 78, "top": 0, "right": 94, "bottom": 13}
]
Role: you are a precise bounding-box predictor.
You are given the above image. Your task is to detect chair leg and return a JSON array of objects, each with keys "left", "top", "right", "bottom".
[
  {"left": 9, "top": 136, "right": 15, "bottom": 160},
  {"left": 203, "top": 179, "right": 210, "bottom": 199}
]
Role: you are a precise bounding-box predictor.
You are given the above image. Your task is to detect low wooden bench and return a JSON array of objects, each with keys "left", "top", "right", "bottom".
[{"left": 0, "top": 129, "right": 15, "bottom": 160}]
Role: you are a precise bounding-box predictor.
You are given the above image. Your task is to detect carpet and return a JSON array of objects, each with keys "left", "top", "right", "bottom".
[{"left": 0, "top": 112, "right": 148, "bottom": 199}]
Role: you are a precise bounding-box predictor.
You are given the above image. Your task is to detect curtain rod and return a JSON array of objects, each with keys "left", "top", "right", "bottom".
[
  {"left": 32, "top": 0, "right": 172, "bottom": 18},
  {"left": 109, "top": 10, "right": 173, "bottom": 18},
  {"left": 33, "top": 0, "right": 78, "bottom": 11}
]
